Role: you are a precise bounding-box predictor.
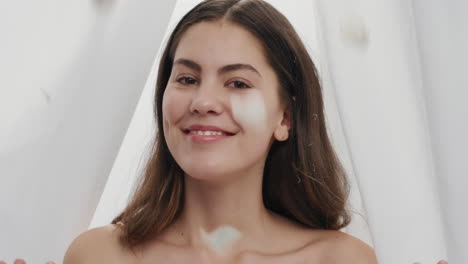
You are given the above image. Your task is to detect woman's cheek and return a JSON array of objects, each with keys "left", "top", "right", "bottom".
[
  {"left": 230, "top": 91, "right": 268, "bottom": 134},
  {"left": 162, "top": 88, "right": 185, "bottom": 130}
]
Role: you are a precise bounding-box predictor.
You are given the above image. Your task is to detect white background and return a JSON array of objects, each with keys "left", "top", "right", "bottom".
[
  {"left": 1, "top": 0, "right": 466, "bottom": 263},
  {"left": 0, "top": 0, "right": 176, "bottom": 262}
]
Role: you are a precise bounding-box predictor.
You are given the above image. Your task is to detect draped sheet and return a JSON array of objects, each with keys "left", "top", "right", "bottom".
[
  {"left": 313, "top": 1, "right": 448, "bottom": 263},
  {"left": 0, "top": 1, "right": 175, "bottom": 262},
  {"left": 2, "top": 0, "right": 465, "bottom": 263}
]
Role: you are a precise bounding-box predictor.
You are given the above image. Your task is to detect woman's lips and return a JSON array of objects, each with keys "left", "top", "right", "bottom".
[
  {"left": 184, "top": 124, "right": 236, "bottom": 135},
  {"left": 183, "top": 130, "right": 234, "bottom": 143}
]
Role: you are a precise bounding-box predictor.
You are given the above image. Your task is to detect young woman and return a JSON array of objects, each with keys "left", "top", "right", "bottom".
[
  {"left": 102, "top": 0, "right": 370, "bottom": 262},
  {"left": 2, "top": 0, "right": 448, "bottom": 263}
]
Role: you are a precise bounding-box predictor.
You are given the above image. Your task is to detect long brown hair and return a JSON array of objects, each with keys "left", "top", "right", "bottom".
[{"left": 112, "top": 0, "right": 350, "bottom": 254}]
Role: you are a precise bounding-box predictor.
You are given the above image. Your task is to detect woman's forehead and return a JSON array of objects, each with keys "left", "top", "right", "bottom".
[{"left": 173, "top": 21, "right": 269, "bottom": 70}]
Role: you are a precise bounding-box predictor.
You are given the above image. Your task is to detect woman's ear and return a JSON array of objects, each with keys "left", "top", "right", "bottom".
[{"left": 274, "top": 109, "right": 292, "bottom": 141}]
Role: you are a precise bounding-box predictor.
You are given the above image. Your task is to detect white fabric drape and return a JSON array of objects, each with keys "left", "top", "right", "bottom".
[
  {"left": 2, "top": 0, "right": 465, "bottom": 263},
  {"left": 313, "top": 1, "right": 448, "bottom": 263},
  {"left": 0, "top": 1, "right": 175, "bottom": 263},
  {"left": 314, "top": 0, "right": 468, "bottom": 262}
]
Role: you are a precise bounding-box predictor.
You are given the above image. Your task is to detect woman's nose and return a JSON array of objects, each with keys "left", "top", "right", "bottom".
[{"left": 189, "top": 83, "right": 224, "bottom": 116}]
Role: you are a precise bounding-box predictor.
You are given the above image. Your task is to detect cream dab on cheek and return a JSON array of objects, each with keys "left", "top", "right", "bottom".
[{"left": 230, "top": 91, "right": 267, "bottom": 132}]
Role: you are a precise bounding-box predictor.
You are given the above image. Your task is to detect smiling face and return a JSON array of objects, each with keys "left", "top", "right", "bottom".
[{"left": 162, "top": 21, "right": 291, "bottom": 183}]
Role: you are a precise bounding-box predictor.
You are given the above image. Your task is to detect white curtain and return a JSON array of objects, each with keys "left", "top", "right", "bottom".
[
  {"left": 313, "top": 0, "right": 468, "bottom": 262},
  {"left": 0, "top": 1, "right": 176, "bottom": 263},
  {"left": 314, "top": 1, "right": 448, "bottom": 263},
  {"left": 1, "top": 0, "right": 465, "bottom": 263}
]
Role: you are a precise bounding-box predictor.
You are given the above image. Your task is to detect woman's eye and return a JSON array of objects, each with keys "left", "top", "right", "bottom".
[
  {"left": 176, "top": 76, "right": 197, "bottom": 85},
  {"left": 228, "top": 80, "right": 251, "bottom": 89}
]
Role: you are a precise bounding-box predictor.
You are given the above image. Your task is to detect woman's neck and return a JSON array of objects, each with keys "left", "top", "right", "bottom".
[{"left": 167, "top": 171, "right": 280, "bottom": 257}]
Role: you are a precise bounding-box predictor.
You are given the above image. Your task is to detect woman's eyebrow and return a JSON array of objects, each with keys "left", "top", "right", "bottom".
[
  {"left": 219, "top": 63, "right": 262, "bottom": 78},
  {"left": 174, "top": 58, "right": 201, "bottom": 72},
  {"left": 174, "top": 58, "right": 262, "bottom": 78}
]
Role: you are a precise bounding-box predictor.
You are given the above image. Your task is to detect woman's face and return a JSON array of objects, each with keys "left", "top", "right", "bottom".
[{"left": 162, "top": 21, "right": 290, "bottom": 183}]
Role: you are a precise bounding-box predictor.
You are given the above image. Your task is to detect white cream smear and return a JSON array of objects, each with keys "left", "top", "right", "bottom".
[
  {"left": 230, "top": 90, "right": 267, "bottom": 133},
  {"left": 200, "top": 225, "right": 242, "bottom": 256}
]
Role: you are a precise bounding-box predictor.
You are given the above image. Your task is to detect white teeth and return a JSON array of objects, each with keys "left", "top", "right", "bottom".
[{"left": 189, "top": 130, "right": 226, "bottom": 136}]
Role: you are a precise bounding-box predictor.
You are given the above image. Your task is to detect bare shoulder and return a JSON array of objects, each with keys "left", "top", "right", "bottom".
[
  {"left": 63, "top": 224, "right": 134, "bottom": 264},
  {"left": 311, "top": 230, "right": 378, "bottom": 264}
]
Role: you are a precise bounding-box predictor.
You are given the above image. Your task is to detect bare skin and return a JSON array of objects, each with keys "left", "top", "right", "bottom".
[
  {"left": 0, "top": 222, "right": 447, "bottom": 264},
  {"left": 77, "top": 223, "right": 377, "bottom": 264}
]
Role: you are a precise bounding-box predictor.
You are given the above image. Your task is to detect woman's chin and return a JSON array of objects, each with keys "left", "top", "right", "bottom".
[{"left": 183, "top": 170, "right": 237, "bottom": 184}]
